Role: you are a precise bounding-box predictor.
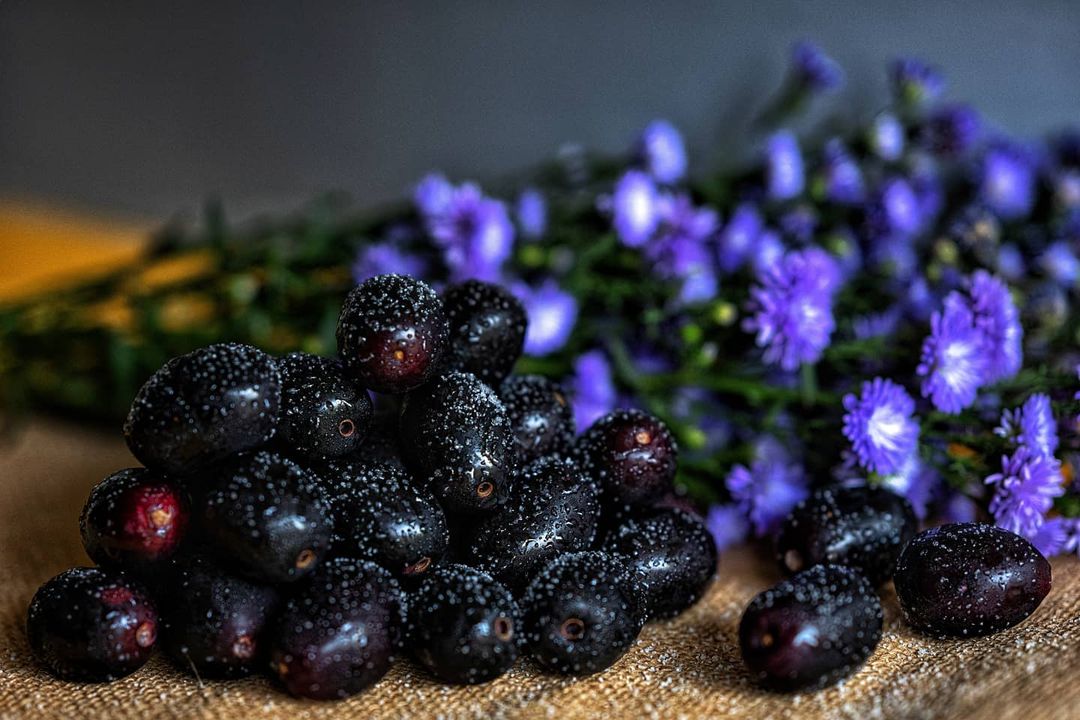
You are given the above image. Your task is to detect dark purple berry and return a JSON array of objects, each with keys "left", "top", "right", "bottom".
[
  {"left": 521, "top": 551, "right": 642, "bottom": 676},
  {"left": 79, "top": 468, "right": 188, "bottom": 572},
  {"left": 407, "top": 564, "right": 520, "bottom": 684},
  {"left": 336, "top": 274, "right": 449, "bottom": 393},
  {"left": 739, "top": 564, "right": 882, "bottom": 691},
  {"left": 399, "top": 371, "right": 514, "bottom": 513},
  {"left": 27, "top": 567, "right": 157, "bottom": 682},
  {"left": 468, "top": 456, "right": 599, "bottom": 588},
  {"left": 442, "top": 280, "right": 526, "bottom": 387},
  {"left": 124, "top": 343, "right": 281, "bottom": 474},
  {"left": 158, "top": 554, "right": 279, "bottom": 679},
  {"left": 578, "top": 409, "right": 678, "bottom": 507},
  {"left": 776, "top": 485, "right": 916, "bottom": 584},
  {"left": 199, "top": 450, "right": 332, "bottom": 583},
  {"left": 278, "top": 352, "right": 373, "bottom": 459},
  {"left": 894, "top": 522, "right": 1052, "bottom": 637},
  {"left": 604, "top": 507, "right": 717, "bottom": 620},
  {"left": 500, "top": 375, "right": 575, "bottom": 464},
  {"left": 270, "top": 558, "right": 405, "bottom": 700}
]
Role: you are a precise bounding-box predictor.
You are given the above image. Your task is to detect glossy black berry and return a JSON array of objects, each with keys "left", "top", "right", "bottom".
[
  {"left": 277, "top": 352, "right": 373, "bottom": 459},
  {"left": 158, "top": 554, "right": 280, "bottom": 679},
  {"left": 270, "top": 558, "right": 405, "bottom": 700},
  {"left": 739, "top": 564, "right": 882, "bottom": 691},
  {"left": 776, "top": 485, "right": 916, "bottom": 584},
  {"left": 578, "top": 409, "right": 677, "bottom": 507},
  {"left": 199, "top": 450, "right": 332, "bottom": 583},
  {"left": 442, "top": 280, "right": 527, "bottom": 387},
  {"left": 124, "top": 343, "right": 281, "bottom": 474},
  {"left": 894, "top": 522, "right": 1052, "bottom": 637},
  {"left": 336, "top": 274, "right": 449, "bottom": 393},
  {"left": 500, "top": 375, "right": 575, "bottom": 465},
  {"left": 399, "top": 371, "right": 514, "bottom": 513},
  {"left": 407, "top": 564, "right": 520, "bottom": 684},
  {"left": 322, "top": 458, "right": 449, "bottom": 579},
  {"left": 27, "top": 567, "right": 157, "bottom": 682},
  {"left": 604, "top": 507, "right": 717, "bottom": 620},
  {"left": 80, "top": 468, "right": 189, "bottom": 572},
  {"left": 521, "top": 551, "right": 642, "bottom": 676},
  {"left": 468, "top": 456, "right": 599, "bottom": 588}
]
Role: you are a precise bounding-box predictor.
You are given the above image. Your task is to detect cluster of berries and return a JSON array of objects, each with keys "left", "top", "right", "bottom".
[{"left": 25, "top": 274, "right": 717, "bottom": 699}]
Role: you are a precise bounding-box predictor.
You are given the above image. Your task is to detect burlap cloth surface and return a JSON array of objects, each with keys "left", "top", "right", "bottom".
[{"left": 0, "top": 420, "right": 1077, "bottom": 720}]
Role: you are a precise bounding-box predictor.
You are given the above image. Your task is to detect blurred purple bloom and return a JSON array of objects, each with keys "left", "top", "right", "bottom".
[
  {"left": 725, "top": 436, "right": 810, "bottom": 537},
  {"left": 943, "top": 492, "right": 979, "bottom": 524},
  {"left": 922, "top": 103, "right": 981, "bottom": 156},
  {"left": 745, "top": 246, "right": 840, "bottom": 371},
  {"left": 1025, "top": 517, "right": 1071, "bottom": 557},
  {"left": 819, "top": 139, "right": 865, "bottom": 204},
  {"left": 996, "top": 243, "right": 1026, "bottom": 281},
  {"left": 511, "top": 280, "right": 577, "bottom": 356},
  {"left": 646, "top": 194, "right": 720, "bottom": 304},
  {"left": 969, "top": 270, "right": 1023, "bottom": 383},
  {"left": 516, "top": 188, "right": 547, "bottom": 239},
  {"left": 414, "top": 173, "right": 454, "bottom": 217},
  {"left": 778, "top": 205, "right": 818, "bottom": 244},
  {"left": 879, "top": 453, "right": 940, "bottom": 520},
  {"left": 1053, "top": 169, "right": 1080, "bottom": 210},
  {"left": 985, "top": 446, "right": 1064, "bottom": 537},
  {"left": 705, "top": 504, "right": 750, "bottom": 552},
  {"left": 1039, "top": 241, "right": 1080, "bottom": 286},
  {"left": 853, "top": 308, "right": 903, "bottom": 341},
  {"left": 352, "top": 242, "right": 428, "bottom": 284},
  {"left": 917, "top": 293, "right": 988, "bottom": 413},
  {"left": 867, "top": 177, "right": 922, "bottom": 240},
  {"left": 716, "top": 203, "right": 763, "bottom": 272},
  {"left": 789, "top": 41, "right": 845, "bottom": 92},
  {"left": 417, "top": 179, "right": 514, "bottom": 282},
  {"left": 890, "top": 57, "right": 945, "bottom": 108},
  {"left": 637, "top": 120, "right": 687, "bottom": 184},
  {"left": 909, "top": 155, "right": 945, "bottom": 227},
  {"left": 996, "top": 393, "right": 1058, "bottom": 459},
  {"left": 750, "top": 229, "right": 786, "bottom": 277},
  {"left": 570, "top": 350, "right": 617, "bottom": 432},
  {"left": 842, "top": 377, "right": 919, "bottom": 476},
  {"left": 606, "top": 170, "right": 660, "bottom": 248},
  {"left": 980, "top": 142, "right": 1036, "bottom": 220},
  {"left": 868, "top": 113, "right": 905, "bottom": 162},
  {"left": 765, "top": 131, "right": 805, "bottom": 201}
]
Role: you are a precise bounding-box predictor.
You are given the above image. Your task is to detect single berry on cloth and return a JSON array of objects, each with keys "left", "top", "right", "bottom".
[
  {"left": 157, "top": 553, "right": 280, "bottom": 679},
  {"left": 894, "top": 522, "right": 1051, "bottom": 637},
  {"left": 336, "top": 274, "right": 449, "bottom": 393},
  {"left": 270, "top": 558, "right": 405, "bottom": 700},
  {"left": 775, "top": 485, "right": 917, "bottom": 584},
  {"left": 739, "top": 564, "right": 882, "bottom": 692},
  {"left": 407, "top": 564, "right": 521, "bottom": 684},
  {"left": 604, "top": 507, "right": 717, "bottom": 620},
  {"left": 499, "top": 374, "right": 575, "bottom": 465},
  {"left": 277, "top": 352, "right": 373, "bottom": 459},
  {"left": 79, "top": 467, "right": 189, "bottom": 571},
  {"left": 27, "top": 567, "right": 158, "bottom": 682},
  {"left": 521, "top": 550, "right": 642, "bottom": 676},
  {"left": 198, "top": 450, "right": 333, "bottom": 584},
  {"left": 577, "top": 409, "right": 678, "bottom": 507},
  {"left": 442, "top": 280, "right": 527, "bottom": 387},
  {"left": 123, "top": 342, "right": 281, "bottom": 474}
]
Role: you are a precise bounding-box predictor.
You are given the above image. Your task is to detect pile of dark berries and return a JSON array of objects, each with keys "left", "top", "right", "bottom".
[{"left": 26, "top": 274, "right": 719, "bottom": 700}]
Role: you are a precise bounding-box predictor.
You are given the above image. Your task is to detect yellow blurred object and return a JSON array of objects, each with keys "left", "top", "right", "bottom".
[{"left": 947, "top": 442, "right": 978, "bottom": 460}]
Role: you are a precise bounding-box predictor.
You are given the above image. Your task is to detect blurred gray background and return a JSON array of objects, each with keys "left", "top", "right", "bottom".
[{"left": 2, "top": 0, "right": 1079, "bottom": 220}]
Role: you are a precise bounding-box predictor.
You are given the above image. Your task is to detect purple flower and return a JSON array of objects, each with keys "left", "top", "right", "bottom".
[
  {"left": 516, "top": 188, "right": 547, "bottom": 239},
  {"left": 705, "top": 504, "right": 750, "bottom": 552},
  {"left": 996, "top": 393, "right": 1058, "bottom": 459},
  {"left": 569, "top": 350, "right": 617, "bottom": 431},
  {"left": 510, "top": 280, "right": 577, "bottom": 356},
  {"left": 646, "top": 194, "right": 720, "bottom": 304},
  {"left": 1039, "top": 241, "right": 1080, "bottom": 286},
  {"left": 413, "top": 173, "right": 454, "bottom": 217},
  {"left": 922, "top": 103, "right": 981, "bottom": 156},
  {"left": 853, "top": 308, "right": 903, "bottom": 341},
  {"left": 1025, "top": 517, "right": 1071, "bottom": 557},
  {"left": 716, "top": 203, "right": 763, "bottom": 272},
  {"left": 909, "top": 154, "right": 945, "bottom": 227},
  {"left": 980, "top": 142, "right": 1036, "bottom": 220},
  {"left": 606, "top": 170, "right": 660, "bottom": 248},
  {"left": 890, "top": 57, "right": 945, "bottom": 108},
  {"left": 750, "top": 229, "right": 786, "bottom": 277},
  {"left": 943, "top": 492, "right": 979, "bottom": 524},
  {"left": 637, "top": 120, "right": 687, "bottom": 184},
  {"left": 745, "top": 246, "right": 840, "bottom": 371},
  {"left": 778, "top": 205, "right": 818, "bottom": 244},
  {"left": 352, "top": 242, "right": 428, "bottom": 284},
  {"left": 968, "top": 270, "right": 1023, "bottom": 383},
  {"left": 868, "top": 113, "right": 905, "bottom": 162},
  {"left": 789, "top": 41, "right": 845, "bottom": 92},
  {"left": 819, "top": 139, "right": 865, "bottom": 204},
  {"left": 416, "top": 179, "right": 515, "bottom": 282},
  {"left": 842, "top": 378, "right": 920, "bottom": 476},
  {"left": 996, "top": 243, "right": 1025, "bottom": 281},
  {"left": 765, "top": 131, "right": 805, "bottom": 201},
  {"left": 985, "top": 446, "right": 1064, "bottom": 536},
  {"left": 917, "top": 293, "right": 988, "bottom": 413},
  {"left": 866, "top": 177, "right": 922, "bottom": 240},
  {"left": 879, "top": 453, "right": 940, "bottom": 520},
  {"left": 725, "top": 436, "right": 810, "bottom": 537}
]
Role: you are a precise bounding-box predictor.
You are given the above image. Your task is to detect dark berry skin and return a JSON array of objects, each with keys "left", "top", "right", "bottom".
[
  {"left": 407, "top": 564, "right": 520, "bottom": 684},
  {"left": 124, "top": 342, "right": 281, "bottom": 475},
  {"left": 270, "top": 558, "right": 405, "bottom": 700},
  {"left": 739, "top": 564, "right": 882, "bottom": 692},
  {"left": 468, "top": 456, "right": 599, "bottom": 588},
  {"left": 442, "top": 280, "right": 527, "bottom": 387},
  {"left": 79, "top": 468, "right": 189, "bottom": 572},
  {"left": 277, "top": 352, "right": 373, "bottom": 459},
  {"left": 500, "top": 375, "right": 575, "bottom": 465},
  {"left": 336, "top": 274, "right": 449, "bottom": 394},
  {"left": 776, "top": 485, "right": 916, "bottom": 584},
  {"left": 399, "top": 371, "right": 515, "bottom": 513},
  {"left": 578, "top": 409, "right": 678, "bottom": 507},
  {"left": 158, "top": 554, "right": 280, "bottom": 679},
  {"left": 604, "top": 507, "right": 717, "bottom": 620},
  {"left": 199, "top": 450, "right": 333, "bottom": 583},
  {"left": 522, "top": 551, "right": 642, "bottom": 676},
  {"left": 27, "top": 567, "right": 158, "bottom": 682},
  {"left": 894, "top": 522, "right": 1052, "bottom": 638},
  {"left": 322, "top": 458, "right": 449, "bottom": 580}
]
